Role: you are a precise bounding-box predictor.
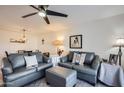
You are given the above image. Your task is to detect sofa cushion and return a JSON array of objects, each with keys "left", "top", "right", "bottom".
[
  {"left": 84, "top": 52, "right": 95, "bottom": 65},
  {"left": 91, "top": 55, "right": 100, "bottom": 70},
  {"left": 58, "top": 62, "right": 75, "bottom": 69},
  {"left": 60, "top": 56, "right": 68, "bottom": 63},
  {"left": 68, "top": 51, "right": 74, "bottom": 62},
  {"left": 43, "top": 56, "right": 50, "bottom": 63},
  {"left": 73, "top": 65, "right": 97, "bottom": 76},
  {"left": 8, "top": 53, "right": 28, "bottom": 69},
  {"left": 29, "top": 52, "right": 43, "bottom": 63},
  {"left": 37, "top": 63, "right": 53, "bottom": 71},
  {"left": 5, "top": 67, "right": 36, "bottom": 82}
]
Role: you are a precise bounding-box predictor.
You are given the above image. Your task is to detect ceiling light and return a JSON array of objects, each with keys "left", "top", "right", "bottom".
[{"left": 38, "top": 12, "right": 46, "bottom": 17}]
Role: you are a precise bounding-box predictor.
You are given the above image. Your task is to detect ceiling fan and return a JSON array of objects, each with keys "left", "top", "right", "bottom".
[{"left": 22, "top": 5, "right": 68, "bottom": 24}]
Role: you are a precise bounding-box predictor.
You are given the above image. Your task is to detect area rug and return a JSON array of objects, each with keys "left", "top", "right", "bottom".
[{"left": 25, "top": 78, "right": 107, "bottom": 87}]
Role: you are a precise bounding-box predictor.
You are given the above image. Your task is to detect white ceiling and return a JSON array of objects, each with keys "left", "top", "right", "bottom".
[{"left": 1, "top": 5, "right": 124, "bottom": 34}]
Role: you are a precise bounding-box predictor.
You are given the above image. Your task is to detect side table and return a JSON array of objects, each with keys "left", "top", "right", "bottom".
[{"left": 0, "top": 67, "right": 3, "bottom": 86}]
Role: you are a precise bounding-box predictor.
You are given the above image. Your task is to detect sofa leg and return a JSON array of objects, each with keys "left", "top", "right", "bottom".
[
  {"left": 46, "top": 82, "right": 50, "bottom": 85},
  {"left": 73, "top": 84, "right": 76, "bottom": 87},
  {"left": 90, "top": 82, "right": 96, "bottom": 86},
  {"left": 93, "top": 83, "right": 96, "bottom": 86}
]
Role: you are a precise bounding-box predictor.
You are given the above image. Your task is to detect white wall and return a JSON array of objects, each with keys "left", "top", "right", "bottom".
[
  {"left": 0, "top": 10, "right": 124, "bottom": 68},
  {"left": 38, "top": 13, "right": 124, "bottom": 68},
  {"left": 0, "top": 30, "right": 38, "bottom": 66}
]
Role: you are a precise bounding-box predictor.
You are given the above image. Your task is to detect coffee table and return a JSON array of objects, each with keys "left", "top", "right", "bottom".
[{"left": 46, "top": 66, "right": 77, "bottom": 87}]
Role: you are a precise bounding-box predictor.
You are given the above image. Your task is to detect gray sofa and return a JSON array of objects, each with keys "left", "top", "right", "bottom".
[
  {"left": 58, "top": 51, "right": 100, "bottom": 85},
  {"left": 1, "top": 52, "right": 53, "bottom": 87}
]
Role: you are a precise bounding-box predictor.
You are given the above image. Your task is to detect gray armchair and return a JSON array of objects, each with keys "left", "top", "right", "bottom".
[{"left": 58, "top": 51, "right": 100, "bottom": 85}]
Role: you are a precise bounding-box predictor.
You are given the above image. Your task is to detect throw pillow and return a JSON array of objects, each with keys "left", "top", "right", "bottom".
[
  {"left": 29, "top": 52, "right": 43, "bottom": 63},
  {"left": 80, "top": 53, "right": 86, "bottom": 65},
  {"left": 24, "top": 55, "right": 38, "bottom": 68},
  {"left": 72, "top": 53, "right": 81, "bottom": 64}
]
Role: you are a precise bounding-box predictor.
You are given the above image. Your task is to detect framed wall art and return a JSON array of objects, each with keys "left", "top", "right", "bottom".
[{"left": 69, "top": 35, "right": 82, "bottom": 49}]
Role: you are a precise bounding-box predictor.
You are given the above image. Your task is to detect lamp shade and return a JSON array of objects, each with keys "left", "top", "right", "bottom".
[
  {"left": 52, "top": 40, "right": 63, "bottom": 46},
  {"left": 113, "top": 38, "right": 124, "bottom": 47}
]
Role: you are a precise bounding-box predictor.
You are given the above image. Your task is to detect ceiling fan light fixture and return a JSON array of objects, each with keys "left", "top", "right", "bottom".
[
  {"left": 22, "top": 5, "right": 68, "bottom": 24},
  {"left": 38, "top": 12, "right": 46, "bottom": 17}
]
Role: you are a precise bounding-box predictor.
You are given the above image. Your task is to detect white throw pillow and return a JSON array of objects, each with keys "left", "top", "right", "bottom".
[
  {"left": 80, "top": 53, "right": 86, "bottom": 65},
  {"left": 24, "top": 55, "right": 38, "bottom": 68},
  {"left": 72, "top": 53, "right": 81, "bottom": 64},
  {"left": 72, "top": 53, "right": 76, "bottom": 63}
]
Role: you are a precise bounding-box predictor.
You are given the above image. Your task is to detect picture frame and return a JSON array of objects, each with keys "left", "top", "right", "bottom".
[{"left": 69, "top": 35, "right": 82, "bottom": 49}]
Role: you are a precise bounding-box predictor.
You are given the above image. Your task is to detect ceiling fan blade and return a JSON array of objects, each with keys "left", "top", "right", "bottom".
[
  {"left": 22, "top": 12, "right": 38, "bottom": 18},
  {"left": 43, "top": 16, "right": 50, "bottom": 24},
  {"left": 38, "top": 5, "right": 49, "bottom": 11},
  {"left": 46, "top": 10, "right": 68, "bottom": 17},
  {"left": 30, "top": 5, "right": 40, "bottom": 11},
  {"left": 38, "top": 5, "right": 45, "bottom": 11}
]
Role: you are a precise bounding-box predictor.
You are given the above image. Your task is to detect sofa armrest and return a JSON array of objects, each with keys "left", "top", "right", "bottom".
[
  {"left": 91, "top": 55, "right": 100, "bottom": 70},
  {"left": 60, "top": 55, "right": 68, "bottom": 62},
  {"left": 43, "top": 55, "right": 51, "bottom": 63},
  {"left": 1, "top": 58, "right": 13, "bottom": 75}
]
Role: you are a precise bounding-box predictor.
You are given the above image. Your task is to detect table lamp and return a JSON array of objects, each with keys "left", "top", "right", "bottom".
[{"left": 52, "top": 40, "right": 64, "bottom": 56}]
